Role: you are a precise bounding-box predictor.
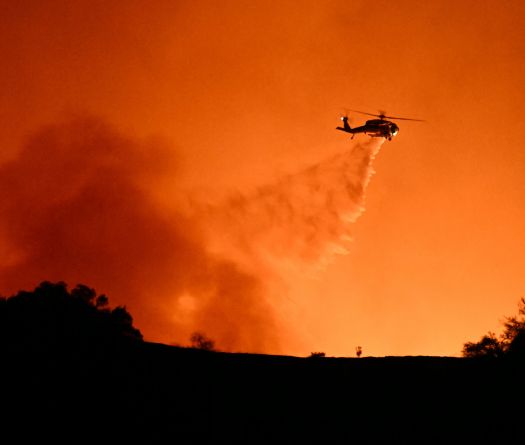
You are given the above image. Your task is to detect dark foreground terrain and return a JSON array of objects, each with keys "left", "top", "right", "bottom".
[{"left": 4, "top": 341, "right": 524, "bottom": 444}]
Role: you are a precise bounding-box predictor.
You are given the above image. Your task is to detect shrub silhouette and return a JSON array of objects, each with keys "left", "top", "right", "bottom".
[
  {"left": 463, "top": 297, "right": 525, "bottom": 358},
  {"left": 308, "top": 352, "right": 326, "bottom": 358},
  {"left": 462, "top": 332, "right": 504, "bottom": 358},
  {"left": 1, "top": 281, "right": 142, "bottom": 352},
  {"left": 190, "top": 332, "right": 215, "bottom": 351}
]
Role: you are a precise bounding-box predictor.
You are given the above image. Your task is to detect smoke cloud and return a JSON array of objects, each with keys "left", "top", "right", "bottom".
[
  {"left": 0, "top": 116, "right": 383, "bottom": 353},
  {"left": 0, "top": 116, "right": 277, "bottom": 352}
]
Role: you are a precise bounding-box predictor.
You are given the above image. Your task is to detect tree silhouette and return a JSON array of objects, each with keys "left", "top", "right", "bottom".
[
  {"left": 463, "top": 298, "right": 525, "bottom": 358},
  {"left": 502, "top": 297, "right": 525, "bottom": 358},
  {"left": 1, "top": 281, "right": 142, "bottom": 352}
]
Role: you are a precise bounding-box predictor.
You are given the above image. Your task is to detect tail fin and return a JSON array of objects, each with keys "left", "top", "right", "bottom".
[{"left": 336, "top": 116, "right": 352, "bottom": 132}]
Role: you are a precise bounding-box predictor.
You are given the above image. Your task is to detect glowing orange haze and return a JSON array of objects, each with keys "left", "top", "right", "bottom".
[{"left": 1, "top": 1, "right": 525, "bottom": 356}]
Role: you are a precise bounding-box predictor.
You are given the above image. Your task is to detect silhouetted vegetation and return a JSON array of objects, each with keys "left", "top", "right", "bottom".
[
  {"left": 190, "top": 331, "right": 215, "bottom": 350},
  {"left": 308, "top": 351, "right": 326, "bottom": 358},
  {"left": 463, "top": 298, "right": 525, "bottom": 358},
  {"left": 1, "top": 281, "right": 142, "bottom": 353},
  {"left": 463, "top": 332, "right": 504, "bottom": 358},
  {"left": 355, "top": 346, "right": 362, "bottom": 358}
]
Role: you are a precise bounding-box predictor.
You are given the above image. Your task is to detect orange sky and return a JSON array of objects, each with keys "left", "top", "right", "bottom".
[{"left": 1, "top": 0, "right": 525, "bottom": 356}]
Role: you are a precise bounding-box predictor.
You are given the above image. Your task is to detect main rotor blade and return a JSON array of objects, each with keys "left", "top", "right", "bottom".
[
  {"left": 346, "top": 108, "right": 382, "bottom": 118},
  {"left": 344, "top": 108, "right": 426, "bottom": 122},
  {"left": 383, "top": 115, "right": 426, "bottom": 122}
]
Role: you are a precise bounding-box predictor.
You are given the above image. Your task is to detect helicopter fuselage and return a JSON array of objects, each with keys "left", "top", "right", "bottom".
[{"left": 336, "top": 117, "right": 399, "bottom": 141}]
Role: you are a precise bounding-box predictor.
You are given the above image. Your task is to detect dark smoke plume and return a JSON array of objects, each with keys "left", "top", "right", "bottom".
[{"left": 0, "top": 116, "right": 277, "bottom": 352}]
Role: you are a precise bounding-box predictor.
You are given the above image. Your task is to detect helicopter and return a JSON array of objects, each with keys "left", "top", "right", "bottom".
[{"left": 336, "top": 109, "right": 424, "bottom": 141}]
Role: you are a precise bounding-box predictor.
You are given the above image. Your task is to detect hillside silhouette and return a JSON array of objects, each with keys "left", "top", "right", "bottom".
[{"left": 2, "top": 282, "right": 525, "bottom": 443}]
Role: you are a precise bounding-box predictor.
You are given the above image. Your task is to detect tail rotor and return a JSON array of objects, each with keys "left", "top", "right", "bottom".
[{"left": 337, "top": 109, "right": 353, "bottom": 133}]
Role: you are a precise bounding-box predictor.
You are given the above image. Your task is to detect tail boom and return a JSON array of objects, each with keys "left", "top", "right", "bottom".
[{"left": 336, "top": 116, "right": 352, "bottom": 133}]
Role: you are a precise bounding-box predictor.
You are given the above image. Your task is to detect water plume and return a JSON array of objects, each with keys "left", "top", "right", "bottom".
[{"left": 206, "top": 138, "right": 384, "bottom": 268}]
